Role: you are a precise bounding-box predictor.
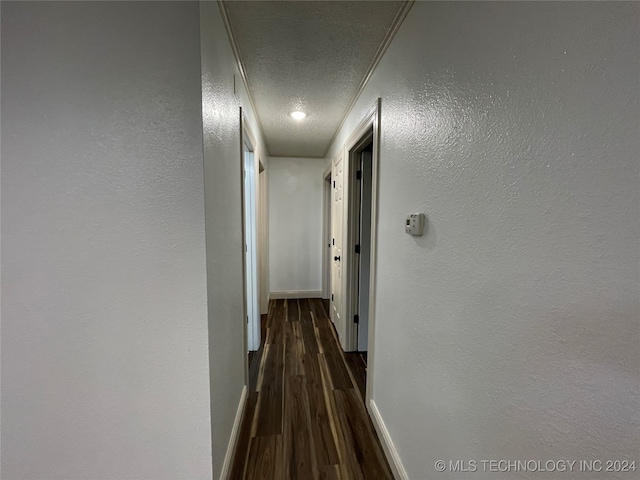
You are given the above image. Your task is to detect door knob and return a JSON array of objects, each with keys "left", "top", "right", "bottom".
[{"left": 334, "top": 256, "right": 341, "bottom": 261}]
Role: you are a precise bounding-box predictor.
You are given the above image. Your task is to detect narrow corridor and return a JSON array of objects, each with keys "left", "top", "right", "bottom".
[{"left": 230, "top": 299, "right": 392, "bottom": 479}]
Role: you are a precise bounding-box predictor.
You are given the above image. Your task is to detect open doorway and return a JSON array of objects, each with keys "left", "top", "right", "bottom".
[
  {"left": 322, "top": 167, "right": 332, "bottom": 313},
  {"left": 342, "top": 129, "right": 374, "bottom": 402},
  {"left": 354, "top": 141, "right": 373, "bottom": 354},
  {"left": 241, "top": 115, "right": 261, "bottom": 371},
  {"left": 326, "top": 100, "right": 381, "bottom": 405}
]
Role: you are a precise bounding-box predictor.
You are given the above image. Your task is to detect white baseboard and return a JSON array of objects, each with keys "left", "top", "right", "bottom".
[
  {"left": 368, "top": 399, "right": 408, "bottom": 480},
  {"left": 219, "top": 385, "right": 247, "bottom": 480},
  {"left": 269, "top": 290, "right": 322, "bottom": 299}
]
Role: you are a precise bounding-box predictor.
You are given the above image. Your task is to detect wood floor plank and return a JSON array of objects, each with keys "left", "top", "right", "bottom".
[
  {"left": 245, "top": 434, "right": 284, "bottom": 480},
  {"left": 254, "top": 343, "right": 283, "bottom": 436},
  {"left": 314, "top": 318, "right": 337, "bottom": 356},
  {"left": 249, "top": 345, "right": 264, "bottom": 393},
  {"left": 316, "top": 353, "right": 351, "bottom": 464},
  {"left": 228, "top": 391, "right": 258, "bottom": 480},
  {"left": 231, "top": 298, "right": 393, "bottom": 480},
  {"left": 318, "top": 464, "right": 340, "bottom": 480},
  {"left": 332, "top": 389, "right": 368, "bottom": 480},
  {"left": 288, "top": 298, "right": 300, "bottom": 322},
  {"left": 303, "top": 354, "right": 341, "bottom": 467},
  {"left": 254, "top": 343, "right": 270, "bottom": 393},
  {"left": 300, "top": 310, "right": 320, "bottom": 354},
  {"left": 284, "top": 321, "right": 305, "bottom": 376},
  {"left": 344, "top": 352, "right": 367, "bottom": 401},
  {"left": 291, "top": 321, "right": 305, "bottom": 357},
  {"left": 261, "top": 313, "right": 268, "bottom": 339},
  {"left": 309, "top": 298, "right": 329, "bottom": 323},
  {"left": 283, "top": 375, "right": 318, "bottom": 480},
  {"left": 334, "top": 388, "right": 392, "bottom": 479},
  {"left": 269, "top": 300, "right": 286, "bottom": 345},
  {"left": 323, "top": 351, "right": 353, "bottom": 391}
]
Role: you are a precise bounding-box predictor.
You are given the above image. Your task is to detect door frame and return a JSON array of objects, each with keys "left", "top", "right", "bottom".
[
  {"left": 353, "top": 147, "right": 373, "bottom": 353},
  {"left": 341, "top": 99, "right": 381, "bottom": 403},
  {"left": 322, "top": 166, "right": 332, "bottom": 300},
  {"left": 239, "top": 109, "right": 262, "bottom": 366},
  {"left": 345, "top": 131, "right": 373, "bottom": 348}
]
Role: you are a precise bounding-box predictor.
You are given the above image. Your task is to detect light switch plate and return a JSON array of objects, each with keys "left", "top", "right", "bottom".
[{"left": 405, "top": 213, "right": 425, "bottom": 236}]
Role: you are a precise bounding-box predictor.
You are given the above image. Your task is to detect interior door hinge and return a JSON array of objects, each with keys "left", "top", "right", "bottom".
[
  {"left": 332, "top": 238, "right": 335, "bottom": 246},
  {"left": 354, "top": 314, "right": 359, "bottom": 324},
  {"left": 331, "top": 293, "right": 334, "bottom": 301},
  {"left": 355, "top": 244, "right": 360, "bottom": 254},
  {"left": 333, "top": 180, "right": 336, "bottom": 188},
  {"left": 356, "top": 170, "right": 362, "bottom": 180}
]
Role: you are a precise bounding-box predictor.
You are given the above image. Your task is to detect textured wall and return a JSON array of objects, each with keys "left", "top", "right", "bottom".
[
  {"left": 269, "top": 157, "right": 325, "bottom": 294},
  {"left": 1, "top": 2, "right": 212, "bottom": 479},
  {"left": 199, "top": 2, "right": 267, "bottom": 478},
  {"left": 327, "top": 2, "right": 639, "bottom": 479}
]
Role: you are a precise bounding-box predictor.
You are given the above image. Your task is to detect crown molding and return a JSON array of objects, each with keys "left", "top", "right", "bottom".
[{"left": 217, "top": 0, "right": 270, "bottom": 155}]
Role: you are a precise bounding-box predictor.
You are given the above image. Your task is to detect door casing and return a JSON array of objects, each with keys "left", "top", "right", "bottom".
[
  {"left": 331, "top": 99, "right": 382, "bottom": 405},
  {"left": 239, "top": 110, "right": 262, "bottom": 367},
  {"left": 322, "top": 168, "right": 332, "bottom": 300},
  {"left": 348, "top": 100, "right": 381, "bottom": 404}
]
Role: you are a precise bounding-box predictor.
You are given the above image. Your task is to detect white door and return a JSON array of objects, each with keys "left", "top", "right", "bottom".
[{"left": 331, "top": 154, "right": 344, "bottom": 339}]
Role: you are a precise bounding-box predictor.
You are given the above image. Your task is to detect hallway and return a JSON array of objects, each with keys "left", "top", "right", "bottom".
[
  {"left": 3, "top": 2, "right": 638, "bottom": 479},
  {"left": 230, "top": 299, "right": 392, "bottom": 479}
]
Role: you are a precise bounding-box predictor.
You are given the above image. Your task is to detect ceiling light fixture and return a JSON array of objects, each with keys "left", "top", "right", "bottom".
[{"left": 290, "top": 111, "right": 307, "bottom": 120}]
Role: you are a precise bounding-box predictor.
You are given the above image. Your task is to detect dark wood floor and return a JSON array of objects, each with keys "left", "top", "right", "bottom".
[
  {"left": 342, "top": 352, "right": 367, "bottom": 402},
  {"left": 231, "top": 298, "right": 392, "bottom": 480}
]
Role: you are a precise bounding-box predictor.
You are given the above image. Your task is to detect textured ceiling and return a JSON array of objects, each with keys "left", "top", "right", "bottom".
[{"left": 222, "top": 1, "right": 409, "bottom": 158}]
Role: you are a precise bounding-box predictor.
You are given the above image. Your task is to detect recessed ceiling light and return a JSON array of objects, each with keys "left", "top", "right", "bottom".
[{"left": 290, "top": 111, "right": 307, "bottom": 120}]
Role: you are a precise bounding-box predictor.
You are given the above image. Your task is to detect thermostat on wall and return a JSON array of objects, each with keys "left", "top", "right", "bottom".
[{"left": 405, "top": 213, "right": 425, "bottom": 236}]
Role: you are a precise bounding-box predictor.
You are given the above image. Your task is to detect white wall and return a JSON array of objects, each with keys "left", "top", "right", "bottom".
[
  {"left": 327, "top": 2, "right": 639, "bottom": 479},
  {"left": 199, "top": 2, "right": 267, "bottom": 478},
  {"left": 1, "top": 2, "right": 212, "bottom": 479},
  {"left": 269, "top": 157, "right": 325, "bottom": 295}
]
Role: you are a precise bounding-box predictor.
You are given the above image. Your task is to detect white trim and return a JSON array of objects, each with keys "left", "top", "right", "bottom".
[
  {"left": 365, "top": 98, "right": 382, "bottom": 402},
  {"left": 219, "top": 386, "right": 248, "bottom": 480},
  {"left": 242, "top": 114, "right": 261, "bottom": 353},
  {"left": 239, "top": 109, "right": 249, "bottom": 385},
  {"left": 243, "top": 114, "right": 258, "bottom": 153},
  {"left": 322, "top": 169, "right": 332, "bottom": 299},
  {"left": 270, "top": 290, "right": 323, "bottom": 299},
  {"left": 368, "top": 399, "right": 409, "bottom": 480},
  {"left": 343, "top": 101, "right": 379, "bottom": 353}
]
